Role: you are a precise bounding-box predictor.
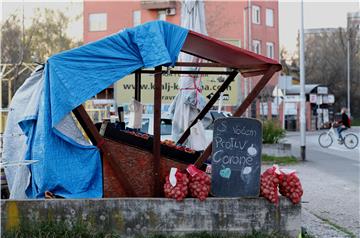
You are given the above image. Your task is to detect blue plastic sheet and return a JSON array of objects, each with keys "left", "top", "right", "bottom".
[{"left": 22, "top": 20, "right": 189, "bottom": 198}]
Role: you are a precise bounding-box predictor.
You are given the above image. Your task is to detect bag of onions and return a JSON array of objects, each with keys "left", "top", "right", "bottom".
[
  {"left": 278, "top": 169, "right": 303, "bottom": 204},
  {"left": 260, "top": 165, "right": 281, "bottom": 204},
  {"left": 186, "top": 165, "right": 211, "bottom": 201},
  {"left": 163, "top": 168, "right": 189, "bottom": 201}
]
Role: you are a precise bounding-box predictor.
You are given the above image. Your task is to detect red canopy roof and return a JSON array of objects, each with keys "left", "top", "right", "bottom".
[{"left": 181, "top": 30, "right": 282, "bottom": 77}]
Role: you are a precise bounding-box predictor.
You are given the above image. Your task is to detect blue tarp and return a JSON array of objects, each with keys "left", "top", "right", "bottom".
[{"left": 22, "top": 20, "right": 189, "bottom": 198}]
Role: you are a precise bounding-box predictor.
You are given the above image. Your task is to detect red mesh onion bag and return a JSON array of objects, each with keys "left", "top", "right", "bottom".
[
  {"left": 260, "top": 165, "right": 281, "bottom": 204},
  {"left": 187, "top": 165, "right": 211, "bottom": 201},
  {"left": 279, "top": 169, "right": 303, "bottom": 204},
  {"left": 163, "top": 168, "right": 189, "bottom": 201}
]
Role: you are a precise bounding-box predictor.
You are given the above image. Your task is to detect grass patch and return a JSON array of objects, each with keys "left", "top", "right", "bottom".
[
  {"left": 261, "top": 154, "right": 299, "bottom": 165},
  {"left": 300, "top": 227, "right": 316, "bottom": 238},
  {"left": 138, "top": 231, "right": 291, "bottom": 238},
  {"left": 2, "top": 221, "right": 294, "bottom": 238},
  {"left": 2, "top": 220, "right": 116, "bottom": 238},
  {"left": 351, "top": 118, "right": 360, "bottom": 126}
]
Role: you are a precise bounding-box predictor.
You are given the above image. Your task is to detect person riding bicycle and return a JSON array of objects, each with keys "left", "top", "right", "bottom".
[{"left": 336, "top": 107, "right": 351, "bottom": 143}]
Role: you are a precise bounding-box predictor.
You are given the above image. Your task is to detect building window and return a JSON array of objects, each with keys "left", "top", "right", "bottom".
[
  {"left": 252, "top": 5, "right": 260, "bottom": 24},
  {"left": 266, "top": 9, "right": 274, "bottom": 27},
  {"left": 133, "top": 10, "right": 141, "bottom": 26},
  {"left": 266, "top": 42, "right": 274, "bottom": 59},
  {"left": 252, "top": 40, "right": 261, "bottom": 54},
  {"left": 89, "top": 13, "right": 107, "bottom": 32},
  {"left": 158, "top": 10, "right": 166, "bottom": 21}
]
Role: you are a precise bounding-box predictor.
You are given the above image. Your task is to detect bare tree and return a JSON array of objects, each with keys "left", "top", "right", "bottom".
[
  {"left": 282, "top": 27, "right": 360, "bottom": 118},
  {"left": 1, "top": 9, "right": 82, "bottom": 107},
  {"left": 303, "top": 27, "right": 359, "bottom": 118}
]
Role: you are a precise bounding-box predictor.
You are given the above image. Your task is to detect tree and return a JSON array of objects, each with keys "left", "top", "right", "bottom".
[
  {"left": 283, "top": 27, "right": 360, "bottom": 119},
  {"left": 1, "top": 15, "right": 27, "bottom": 64},
  {"left": 280, "top": 46, "right": 299, "bottom": 79},
  {"left": 303, "top": 27, "right": 360, "bottom": 118},
  {"left": 1, "top": 8, "right": 82, "bottom": 107}
]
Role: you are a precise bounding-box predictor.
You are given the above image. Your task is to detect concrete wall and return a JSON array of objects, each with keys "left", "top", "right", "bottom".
[
  {"left": 263, "top": 143, "right": 292, "bottom": 157},
  {"left": 2, "top": 197, "right": 301, "bottom": 237}
]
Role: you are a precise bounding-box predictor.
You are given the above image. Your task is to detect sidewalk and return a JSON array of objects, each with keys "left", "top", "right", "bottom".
[
  {"left": 262, "top": 163, "right": 358, "bottom": 238},
  {"left": 301, "top": 209, "right": 353, "bottom": 238},
  {"left": 275, "top": 130, "right": 360, "bottom": 238},
  {"left": 291, "top": 163, "right": 358, "bottom": 238}
]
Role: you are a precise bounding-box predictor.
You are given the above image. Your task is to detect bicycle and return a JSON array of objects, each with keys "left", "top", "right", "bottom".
[{"left": 318, "top": 123, "right": 359, "bottom": 149}]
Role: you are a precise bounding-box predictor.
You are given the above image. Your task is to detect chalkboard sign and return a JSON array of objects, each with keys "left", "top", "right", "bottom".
[{"left": 211, "top": 117, "right": 262, "bottom": 197}]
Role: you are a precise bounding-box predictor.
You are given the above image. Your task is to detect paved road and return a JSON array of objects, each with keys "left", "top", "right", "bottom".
[
  {"left": 286, "top": 127, "right": 359, "bottom": 184},
  {"left": 282, "top": 127, "right": 360, "bottom": 237}
]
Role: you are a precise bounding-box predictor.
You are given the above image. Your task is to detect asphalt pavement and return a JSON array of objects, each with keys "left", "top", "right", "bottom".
[{"left": 280, "top": 127, "right": 360, "bottom": 237}]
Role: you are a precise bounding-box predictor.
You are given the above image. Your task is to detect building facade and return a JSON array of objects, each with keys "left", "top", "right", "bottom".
[
  {"left": 84, "top": 1, "right": 279, "bottom": 60},
  {"left": 83, "top": 0, "right": 279, "bottom": 117}
]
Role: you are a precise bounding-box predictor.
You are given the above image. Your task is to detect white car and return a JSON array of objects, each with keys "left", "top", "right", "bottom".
[{"left": 124, "top": 111, "right": 232, "bottom": 143}]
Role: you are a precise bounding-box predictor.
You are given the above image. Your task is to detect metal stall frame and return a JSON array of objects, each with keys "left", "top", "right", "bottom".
[{"left": 73, "top": 30, "right": 282, "bottom": 197}]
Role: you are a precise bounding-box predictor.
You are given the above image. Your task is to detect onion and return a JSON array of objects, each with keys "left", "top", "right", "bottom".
[
  {"left": 188, "top": 171, "right": 211, "bottom": 201},
  {"left": 260, "top": 166, "right": 280, "bottom": 204},
  {"left": 163, "top": 170, "right": 189, "bottom": 201}
]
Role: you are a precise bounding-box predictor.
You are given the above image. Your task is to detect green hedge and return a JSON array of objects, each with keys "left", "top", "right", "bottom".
[
  {"left": 262, "top": 120, "right": 286, "bottom": 144},
  {"left": 351, "top": 118, "right": 360, "bottom": 126}
]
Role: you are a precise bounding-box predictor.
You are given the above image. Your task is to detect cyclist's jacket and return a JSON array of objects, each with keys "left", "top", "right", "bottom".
[{"left": 340, "top": 113, "right": 351, "bottom": 128}]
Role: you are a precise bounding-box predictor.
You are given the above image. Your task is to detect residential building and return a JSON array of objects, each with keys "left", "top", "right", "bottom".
[
  {"left": 84, "top": 0, "right": 279, "bottom": 118},
  {"left": 84, "top": 1, "right": 279, "bottom": 59},
  {"left": 348, "top": 11, "right": 360, "bottom": 28}
]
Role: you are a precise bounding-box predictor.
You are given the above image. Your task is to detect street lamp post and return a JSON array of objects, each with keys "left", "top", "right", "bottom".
[
  {"left": 347, "top": 37, "right": 351, "bottom": 118},
  {"left": 299, "top": 0, "right": 306, "bottom": 161},
  {"left": 283, "top": 81, "right": 287, "bottom": 130}
]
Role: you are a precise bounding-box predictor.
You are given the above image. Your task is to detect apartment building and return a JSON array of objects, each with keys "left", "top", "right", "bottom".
[{"left": 84, "top": 1, "right": 279, "bottom": 118}]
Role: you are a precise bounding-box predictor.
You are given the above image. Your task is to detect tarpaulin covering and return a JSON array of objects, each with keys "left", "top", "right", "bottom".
[
  {"left": 3, "top": 66, "right": 44, "bottom": 199},
  {"left": 17, "top": 20, "right": 188, "bottom": 198}
]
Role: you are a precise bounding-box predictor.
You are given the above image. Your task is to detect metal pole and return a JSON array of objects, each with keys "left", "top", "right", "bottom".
[
  {"left": 244, "top": 78, "right": 248, "bottom": 116},
  {"left": 0, "top": 72, "right": 2, "bottom": 133},
  {"left": 135, "top": 70, "right": 141, "bottom": 102},
  {"left": 8, "top": 78, "right": 12, "bottom": 105},
  {"left": 347, "top": 39, "right": 351, "bottom": 118},
  {"left": 248, "top": 0, "right": 251, "bottom": 51},
  {"left": 248, "top": 0, "right": 252, "bottom": 118},
  {"left": 249, "top": 78, "right": 253, "bottom": 117},
  {"left": 282, "top": 81, "right": 286, "bottom": 129},
  {"left": 299, "top": 0, "right": 306, "bottom": 160}
]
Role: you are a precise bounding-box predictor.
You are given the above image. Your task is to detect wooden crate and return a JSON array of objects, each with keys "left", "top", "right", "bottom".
[{"left": 102, "top": 139, "right": 195, "bottom": 197}]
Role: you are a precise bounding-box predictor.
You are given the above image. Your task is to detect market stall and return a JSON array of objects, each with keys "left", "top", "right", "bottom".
[
  {"left": 71, "top": 22, "right": 282, "bottom": 198},
  {"left": 4, "top": 20, "right": 282, "bottom": 199}
]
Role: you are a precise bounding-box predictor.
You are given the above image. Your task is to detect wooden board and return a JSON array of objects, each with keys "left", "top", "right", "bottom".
[{"left": 211, "top": 117, "right": 262, "bottom": 197}]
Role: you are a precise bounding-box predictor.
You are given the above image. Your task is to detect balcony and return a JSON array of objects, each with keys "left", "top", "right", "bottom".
[{"left": 141, "top": 0, "right": 176, "bottom": 10}]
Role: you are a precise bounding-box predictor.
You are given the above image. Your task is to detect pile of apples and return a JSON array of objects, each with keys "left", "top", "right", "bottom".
[
  {"left": 164, "top": 169, "right": 189, "bottom": 201},
  {"left": 260, "top": 165, "right": 303, "bottom": 205},
  {"left": 188, "top": 165, "right": 211, "bottom": 201},
  {"left": 163, "top": 165, "right": 211, "bottom": 201},
  {"left": 161, "top": 140, "right": 196, "bottom": 154},
  {"left": 278, "top": 171, "right": 303, "bottom": 204},
  {"left": 125, "top": 130, "right": 149, "bottom": 140},
  {"left": 260, "top": 166, "right": 280, "bottom": 204}
]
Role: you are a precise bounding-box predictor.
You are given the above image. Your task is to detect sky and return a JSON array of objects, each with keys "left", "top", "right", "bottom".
[
  {"left": 1, "top": 0, "right": 83, "bottom": 42},
  {"left": 1, "top": 0, "right": 360, "bottom": 55},
  {"left": 279, "top": 0, "right": 360, "bottom": 54}
]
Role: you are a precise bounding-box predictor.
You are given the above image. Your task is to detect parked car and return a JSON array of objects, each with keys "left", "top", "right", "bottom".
[
  {"left": 124, "top": 114, "right": 172, "bottom": 141},
  {"left": 124, "top": 111, "right": 232, "bottom": 142}
]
